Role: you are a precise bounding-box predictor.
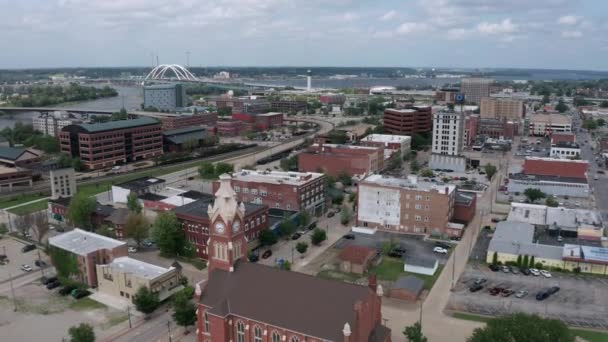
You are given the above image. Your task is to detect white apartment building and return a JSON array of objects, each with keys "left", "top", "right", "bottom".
[
  {"left": 430, "top": 111, "right": 466, "bottom": 172},
  {"left": 529, "top": 114, "right": 572, "bottom": 136},
  {"left": 33, "top": 112, "right": 78, "bottom": 137},
  {"left": 50, "top": 168, "right": 77, "bottom": 199},
  {"left": 550, "top": 143, "right": 581, "bottom": 159}
]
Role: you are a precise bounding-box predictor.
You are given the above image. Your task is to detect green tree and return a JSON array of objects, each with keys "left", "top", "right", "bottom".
[
  {"left": 340, "top": 206, "right": 353, "bottom": 225},
  {"left": 492, "top": 251, "right": 498, "bottom": 266},
  {"left": 173, "top": 287, "right": 197, "bottom": 332},
  {"left": 127, "top": 192, "right": 142, "bottom": 214},
  {"left": 403, "top": 322, "right": 427, "bottom": 342},
  {"left": 597, "top": 118, "right": 606, "bottom": 127},
  {"left": 280, "top": 155, "right": 298, "bottom": 171},
  {"left": 410, "top": 159, "right": 420, "bottom": 173},
  {"left": 278, "top": 215, "right": 296, "bottom": 238},
  {"left": 49, "top": 246, "right": 80, "bottom": 278},
  {"left": 529, "top": 256, "right": 536, "bottom": 268},
  {"left": 299, "top": 211, "right": 311, "bottom": 228},
  {"left": 68, "top": 193, "right": 96, "bottom": 230},
  {"left": 524, "top": 188, "right": 546, "bottom": 203},
  {"left": 124, "top": 214, "right": 149, "bottom": 248},
  {"left": 583, "top": 119, "right": 598, "bottom": 130},
  {"left": 279, "top": 260, "right": 291, "bottom": 271},
  {"left": 555, "top": 99, "right": 568, "bottom": 113},
  {"left": 523, "top": 255, "right": 529, "bottom": 268},
  {"left": 182, "top": 138, "right": 199, "bottom": 152},
  {"left": 310, "top": 228, "right": 327, "bottom": 246},
  {"left": 600, "top": 100, "right": 608, "bottom": 108},
  {"left": 516, "top": 255, "right": 522, "bottom": 267},
  {"left": 151, "top": 212, "right": 190, "bottom": 257},
  {"left": 133, "top": 286, "right": 160, "bottom": 316},
  {"left": 198, "top": 162, "right": 215, "bottom": 179},
  {"left": 382, "top": 237, "right": 399, "bottom": 256},
  {"left": 97, "top": 225, "right": 117, "bottom": 238},
  {"left": 0, "top": 222, "right": 8, "bottom": 235},
  {"left": 72, "top": 158, "right": 84, "bottom": 172},
  {"left": 217, "top": 107, "right": 232, "bottom": 116},
  {"left": 420, "top": 168, "right": 434, "bottom": 178},
  {"left": 484, "top": 163, "right": 497, "bottom": 181},
  {"left": 467, "top": 313, "right": 574, "bottom": 342},
  {"left": 545, "top": 196, "right": 559, "bottom": 207},
  {"left": 338, "top": 171, "right": 353, "bottom": 186},
  {"left": 328, "top": 130, "right": 348, "bottom": 144},
  {"left": 296, "top": 242, "right": 308, "bottom": 255},
  {"left": 68, "top": 323, "right": 95, "bottom": 342},
  {"left": 215, "top": 162, "right": 234, "bottom": 176},
  {"left": 259, "top": 230, "right": 278, "bottom": 246}
]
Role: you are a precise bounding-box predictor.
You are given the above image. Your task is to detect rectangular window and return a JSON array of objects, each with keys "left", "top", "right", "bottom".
[
  {"left": 243, "top": 188, "right": 249, "bottom": 193},
  {"left": 234, "top": 186, "right": 240, "bottom": 192},
  {"left": 415, "top": 195, "right": 422, "bottom": 201}
]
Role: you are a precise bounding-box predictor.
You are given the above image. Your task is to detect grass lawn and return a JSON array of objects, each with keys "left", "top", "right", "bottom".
[
  {"left": 69, "top": 297, "right": 106, "bottom": 311},
  {"left": 317, "top": 270, "right": 362, "bottom": 283},
  {"left": 369, "top": 257, "right": 444, "bottom": 290},
  {"left": 0, "top": 193, "right": 47, "bottom": 209},
  {"left": 7, "top": 199, "right": 49, "bottom": 215},
  {"left": 452, "top": 312, "right": 608, "bottom": 342}
]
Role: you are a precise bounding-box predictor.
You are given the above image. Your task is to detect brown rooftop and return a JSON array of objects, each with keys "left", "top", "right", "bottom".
[
  {"left": 200, "top": 261, "right": 381, "bottom": 341},
  {"left": 339, "top": 245, "right": 377, "bottom": 265}
]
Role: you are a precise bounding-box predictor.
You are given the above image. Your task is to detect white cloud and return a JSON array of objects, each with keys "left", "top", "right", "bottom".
[
  {"left": 379, "top": 10, "right": 397, "bottom": 21},
  {"left": 476, "top": 18, "right": 517, "bottom": 34},
  {"left": 562, "top": 30, "right": 582, "bottom": 38},
  {"left": 396, "top": 22, "right": 427, "bottom": 35},
  {"left": 558, "top": 15, "right": 581, "bottom": 25},
  {"left": 446, "top": 28, "right": 471, "bottom": 40}
]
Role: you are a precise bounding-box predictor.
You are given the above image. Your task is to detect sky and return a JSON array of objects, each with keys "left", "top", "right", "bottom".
[{"left": 1, "top": 0, "right": 607, "bottom": 70}]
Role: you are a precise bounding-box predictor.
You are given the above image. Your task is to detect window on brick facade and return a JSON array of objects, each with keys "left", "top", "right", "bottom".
[
  {"left": 262, "top": 215, "right": 266, "bottom": 222},
  {"left": 234, "top": 186, "right": 240, "bottom": 192},
  {"left": 272, "top": 332, "right": 281, "bottom": 342},
  {"left": 254, "top": 326, "right": 263, "bottom": 342},
  {"left": 236, "top": 321, "right": 245, "bottom": 342},
  {"left": 204, "top": 312, "right": 209, "bottom": 332},
  {"left": 291, "top": 337, "right": 299, "bottom": 342}
]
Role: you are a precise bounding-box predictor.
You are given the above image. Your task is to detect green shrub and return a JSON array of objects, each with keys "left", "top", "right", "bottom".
[{"left": 535, "top": 262, "right": 543, "bottom": 270}]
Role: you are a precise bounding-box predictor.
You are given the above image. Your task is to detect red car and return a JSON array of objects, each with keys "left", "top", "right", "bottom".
[{"left": 489, "top": 287, "right": 504, "bottom": 296}]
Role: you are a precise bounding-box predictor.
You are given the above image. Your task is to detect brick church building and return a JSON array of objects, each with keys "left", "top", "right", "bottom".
[{"left": 195, "top": 175, "right": 391, "bottom": 342}]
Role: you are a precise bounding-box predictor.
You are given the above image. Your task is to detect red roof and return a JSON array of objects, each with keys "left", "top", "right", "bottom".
[
  {"left": 339, "top": 245, "right": 377, "bottom": 264},
  {"left": 523, "top": 158, "right": 588, "bottom": 179},
  {"left": 551, "top": 133, "right": 576, "bottom": 145}
]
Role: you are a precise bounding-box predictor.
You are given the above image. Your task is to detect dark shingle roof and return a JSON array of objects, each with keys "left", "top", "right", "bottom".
[
  {"left": 393, "top": 275, "right": 424, "bottom": 294},
  {"left": 0, "top": 147, "right": 27, "bottom": 160},
  {"left": 116, "top": 176, "right": 165, "bottom": 191},
  {"left": 201, "top": 262, "right": 377, "bottom": 341},
  {"left": 173, "top": 198, "right": 264, "bottom": 219},
  {"left": 163, "top": 127, "right": 208, "bottom": 145},
  {"left": 105, "top": 208, "right": 130, "bottom": 225},
  {"left": 139, "top": 193, "right": 167, "bottom": 201},
  {"left": 455, "top": 191, "right": 475, "bottom": 206},
  {"left": 78, "top": 117, "right": 159, "bottom": 133}
]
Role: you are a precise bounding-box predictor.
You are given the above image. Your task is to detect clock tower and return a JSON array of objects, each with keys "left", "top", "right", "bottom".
[{"left": 207, "top": 174, "right": 248, "bottom": 273}]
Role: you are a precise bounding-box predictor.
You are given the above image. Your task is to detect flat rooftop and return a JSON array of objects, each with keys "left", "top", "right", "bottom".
[
  {"left": 507, "top": 203, "right": 548, "bottom": 226},
  {"left": 530, "top": 113, "right": 571, "bottom": 125},
  {"left": 232, "top": 169, "right": 324, "bottom": 186},
  {"left": 255, "top": 112, "right": 283, "bottom": 117},
  {"left": 313, "top": 143, "right": 380, "bottom": 151},
  {"left": 77, "top": 117, "right": 160, "bottom": 133},
  {"left": 360, "top": 134, "right": 411, "bottom": 143},
  {"left": 361, "top": 174, "right": 456, "bottom": 194},
  {"left": 510, "top": 173, "right": 588, "bottom": 184},
  {"left": 106, "top": 256, "right": 173, "bottom": 280},
  {"left": 116, "top": 176, "right": 165, "bottom": 191},
  {"left": 49, "top": 229, "right": 125, "bottom": 256}
]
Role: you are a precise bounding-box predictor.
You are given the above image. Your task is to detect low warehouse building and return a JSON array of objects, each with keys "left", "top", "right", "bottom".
[
  {"left": 403, "top": 256, "right": 438, "bottom": 276},
  {"left": 338, "top": 245, "right": 377, "bottom": 275},
  {"left": 390, "top": 275, "right": 425, "bottom": 301}
]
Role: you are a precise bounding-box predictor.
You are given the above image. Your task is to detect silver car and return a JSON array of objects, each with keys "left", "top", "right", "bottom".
[{"left": 515, "top": 289, "right": 528, "bottom": 298}]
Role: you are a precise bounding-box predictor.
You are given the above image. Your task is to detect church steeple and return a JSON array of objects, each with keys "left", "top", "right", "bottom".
[{"left": 207, "top": 174, "right": 247, "bottom": 274}]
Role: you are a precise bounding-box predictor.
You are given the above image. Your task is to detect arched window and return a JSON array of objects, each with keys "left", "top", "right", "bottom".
[
  {"left": 254, "top": 326, "right": 263, "bottom": 342},
  {"left": 204, "top": 312, "right": 209, "bottom": 332},
  {"left": 272, "top": 331, "right": 281, "bottom": 342},
  {"left": 291, "top": 336, "right": 299, "bottom": 342},
  {"left": 236, "top": 321, "right": 245, "bottom": 342}
]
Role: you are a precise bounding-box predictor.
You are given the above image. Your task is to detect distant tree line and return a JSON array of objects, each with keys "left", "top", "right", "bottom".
[{"left": 3, "top": 83, "right": 117, "bottom": 107}]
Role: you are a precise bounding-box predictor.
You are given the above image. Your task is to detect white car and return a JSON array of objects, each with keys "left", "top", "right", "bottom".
[
  {"left": 529, "top": 268, "right": 540, "bottom": 276},
  {"left": 433, "top": 247, "right": 448, "bottom": 254},
  {"left": 540, "top": 270, "right": 552, "bottom": 278},
  {"left": 21, "top": 264, "right": 32, "bottom": 272},
  {"left": 128, "top": 247, "right": 137, "bottom": 253}
]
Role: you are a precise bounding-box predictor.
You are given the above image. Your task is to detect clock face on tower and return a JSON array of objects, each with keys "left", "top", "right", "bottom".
[
  {"left": 215, "top": 222, "right": 225, "bottom": 234},
  {"left": 232, "top": 220, "right": 241, "bottom": 233}
]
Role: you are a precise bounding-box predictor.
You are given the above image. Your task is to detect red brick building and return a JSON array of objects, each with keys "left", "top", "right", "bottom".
[
  {"left": 216, "top": 170, "right": 326, "bottom": 214},
  {"left": 319, "top": 94, "right": 346, "bottom": 105},
  {"left": 195, "top": 176, "right": 390, "bottom": 342},
  {"left": 298, "top": 143, "right": 384, "bottom": 177},
  {"left": 49, "top": 197, "right": 116, "bottom": 229},
  {"left": 338, "top": 245, "right": 377, "bottom": 274},
  {"left": 231, "top": 112, "right": 284, "bottom": 130},
  {"left": 160, "top": 113, "right": 217, "bottom": 130},
  {"left": 551, "top": 132, "right": 576, "bottom": 145},
  {"left": 174, "top": 194, "right": 268, "bottom": 260},
  {"left": 453, "top": 191, "right": 477, "bottom": 224},
  {"left": 523, "top": 157, "right": 588, "bottom": 179},
  {"left": 59, "top": 117, "right": 163, "bottom": 170},
  {"left": 48, "top": 229, "right": 128, "bottom": 287},
  {"left": 463, "top": 114, "right": 479, "bottom": 146},
  {"left": 215, "top": 119, "right": 253, "bottom": 136},
  {"left": 383, "top": 106, "right": 432, "bottom": 135}
]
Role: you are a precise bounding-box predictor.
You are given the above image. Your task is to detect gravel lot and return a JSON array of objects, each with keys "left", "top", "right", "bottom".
[{"left": 447, "top": 264, "right": 608, "bottom": 330}]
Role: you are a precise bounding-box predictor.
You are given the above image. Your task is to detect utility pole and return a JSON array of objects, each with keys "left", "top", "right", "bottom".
[
  {"left": 451, "top": 245, "right": 456, "bottom": 290},
  {"left": 37, "top": 249, "right": 45, "bottom": 277},
  {"left": 127, "top": 305, "right": 132, "bottom": 328},
  {"left": 8, "top": 272, "right": 17, "bottom": 311},
  {"left": 168, "top": 320, "right": 172, "bottom": 342}
]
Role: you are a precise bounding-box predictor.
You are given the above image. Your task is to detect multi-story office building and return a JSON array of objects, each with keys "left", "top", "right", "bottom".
[
  {"left": 159, "top": 113, "right": 217, "bottom": 130},
  {"left": 298, "top": 143, "right": 384, "bottom": 177},
  {"left": 50, "top": 168, "right": 76, "bottom": 199},
  {"left": 478, "top": 118, "right": 519, "bottom": 140},
  {"left": 59, "top": 118, "right": 163, "bottom": 170},
  {"left": 360, "top": 134, "right": 411, "bottom": 159},
  {"left": 356, "top": 175, "right": 459, "bottom": 237},
  {"left": 480, "top": 98, "right": 525, "bottom": 120},
  {"left": 528, "top": 113, "right": 572, "bottom": 136},
  {"left": 143, "top": 83, "right": 186, "bottom": 111},
  {"left": 383, "top": 106, "right": 432, "bottom": 135},
  {"left": 550, "top": 142, "right": 581, "bottom": 159},
  {"left": 460, "top": 78, "right": 494, "bottom": 104},
  {"left": 215, "top": 170, "right": 326, "bottom": 214},
  {"left": 270, "top": 99, "right": 308, "bottom": 112},
  {"left": 430, "top": 111, "right": 466, "bottom": 172}
]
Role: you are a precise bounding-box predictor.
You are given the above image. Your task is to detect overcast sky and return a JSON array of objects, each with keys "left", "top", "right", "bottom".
[{"left": 1, "top": 0, "right": 606, "bottom": 70}]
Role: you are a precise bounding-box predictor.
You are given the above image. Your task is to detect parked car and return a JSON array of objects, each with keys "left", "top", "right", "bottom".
[
  {"left": 20, "top": 264, "right": 32, "bottom": 272},
  {"left": 291, "top": 233, "right": 301, "bottom": 240},
  {"left": 327, "top": 212, "right": 335, "bottom": 218},
  {"left": 343, "top": 234, "right": 355, "bottom": 240},
  {"left": 489, "top": 287, "right": 504, "bottom": 296},
  {"left": 521, "top": 268, "right": 531, "bottom": 276},
  {"left": 491, "top": 218, "right": 501, "bottom": 223},
  {"left": 540, "top": 270, "right": 552, "bottom": 278},
  {"left": 128, "top": 246, "right": 137, "bottom": 253},
  {"left": 469, "top": 284, "right": 484, "bottom": 292},
  {"left": 510, "top": 266, "right": 520, "bottom": 274},
  {"left": 501, "top": 266, "right": 510, "bottom": 273},
  {"left": 34, "top": 260, "right": 47, "bottom": 267},
  {"left": 529, "top": 268, "right": 540, "bottom": 276},
  {"left": 433, "top": 247, "right": 448, "bottom": 254},
  {"left": 501, "top": 289, "right": 515, "bottom": 297},
  {"left": 547, "top": 286, "right": 560, "bottom": 295},
  {"left": 21, "top": 244, "right": 36, "bottom": 253},
  {"left": 307, "top": 222, "right": 317, "bottom": 231},
  {"left": 536, "top": 291, "right": 550, "bottom": 301},
  {"left": 41, "top": 276, "right": 58, "bottom": 285},
  {"left": 489, "top": 264, "right": 500, "bottom": 272},
  {"left": 59, "top": 286, "right": 77, "bottom": 296},
  {"left": 515, "top": 289, "right": 528, "bottom": 298},
  {"left": 143, "top": 240, "right": 154, "bottom": 247},
  {"left": 46, "top": 280, "right": 61, "bottom": 290},
  {"left": 71, "top": 289, "right": 91, "bottom": 299},
  {"left": 473, "top": 278, "right": 487, "bottom": 285},
  {"left": 261, "top": 250, "right": 272, "bottom": 259}
]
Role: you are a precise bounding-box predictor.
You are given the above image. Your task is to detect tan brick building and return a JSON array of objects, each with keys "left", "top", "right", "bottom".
[
  {"left": 356, "top": 175, "right": 458, "bottom": 237},
  {"left": 480, "top": 98, "right": 525, "bottom": 120},
  {"left": 298, "top": 143, "right": 384, "bottom": 177}
]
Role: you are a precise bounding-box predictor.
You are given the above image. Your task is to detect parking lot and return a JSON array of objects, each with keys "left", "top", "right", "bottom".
[
  {"left": 447, "top": 265, "right": 608, "bottom": 330},
  {"left": 0, "top": 237, "right": 50, "bottom": 282}
]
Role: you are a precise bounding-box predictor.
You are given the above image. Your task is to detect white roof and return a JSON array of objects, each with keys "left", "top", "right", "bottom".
[
  {"left": 106, "top": 257, "right": 174, "bottom": 280},
  {"left": 314, "top": 143, "right": 379, "bottom": 151},
  {"left": 161, "top": 195, "right": 196, "bottom": 207},
  {"left": 546, "top": 207, "right": 602, "bottom": 229},
  {"left": 49, "top": 229, "right": 125, "bottom": 256},
  {"left": 360, "top": 134, "right": 411, "bottom": 143},
  {"left": 507, "top": 203, "right": 547, "bottom": 226},
  {"left": 233, "top": 169, "right": 324, "bottom": 186},
  {"left": 362, "top": 174, "right": 456, "bottom": 194}
]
